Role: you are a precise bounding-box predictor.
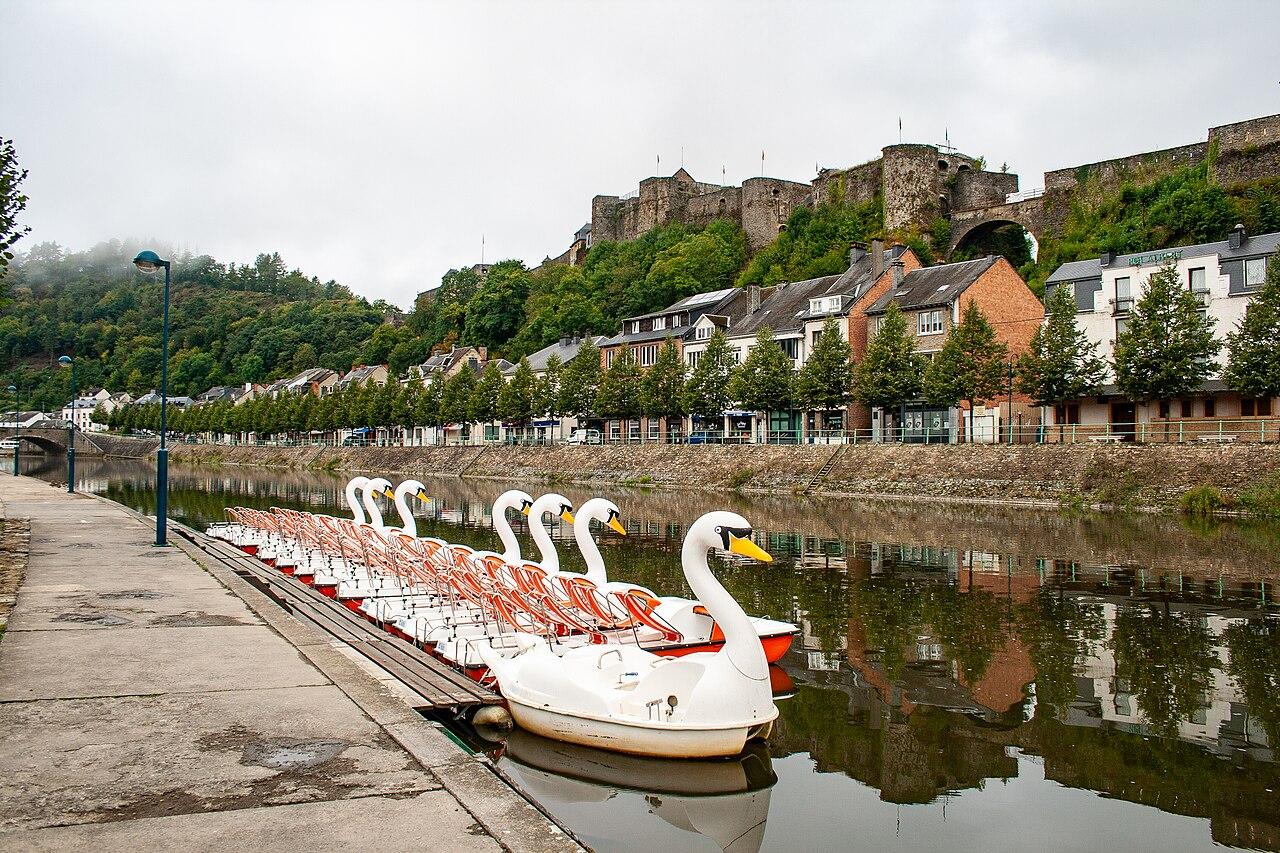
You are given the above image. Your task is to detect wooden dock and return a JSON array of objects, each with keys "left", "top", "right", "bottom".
[{"left": 171, "top": 521, "right": 501, "bottom": 713}]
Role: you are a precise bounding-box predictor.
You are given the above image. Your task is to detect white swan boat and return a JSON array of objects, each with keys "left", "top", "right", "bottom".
[{"left": 477, "top": 510, "right": 778, "bottom": 758}]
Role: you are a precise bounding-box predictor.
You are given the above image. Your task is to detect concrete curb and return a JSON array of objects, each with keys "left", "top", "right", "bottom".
[{"left": 85, "top": 492, "right": 586, "bottom": 853}]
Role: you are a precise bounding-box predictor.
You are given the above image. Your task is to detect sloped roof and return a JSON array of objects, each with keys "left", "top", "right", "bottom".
[
  {"left": 865, "top": 257, "right": 999, "bottom": 315},
  {"left": 730, "top": 275, "right": 840, "bottom": 338},
  {"left": 504, "top": 335, "right": 608, "bottom": 375}
]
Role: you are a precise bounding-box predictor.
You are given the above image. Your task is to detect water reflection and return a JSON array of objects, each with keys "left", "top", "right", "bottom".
[{"left": 36, "top": 456, "right": 1280, "bottom": 852}]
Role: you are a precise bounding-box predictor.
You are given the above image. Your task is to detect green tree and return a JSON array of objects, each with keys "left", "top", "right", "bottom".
[
  {"left": 795, "top": 317, "right": 855, "bottom": 416},
  {"left": 468, "top": 362, "right": 503, "bottom": 424},
  {"left": 440, "top": 369, "right": 476, "bottom": 425},
  {"left": 500, "top": 358, "right": 538, "bottom": 430},
  {"left": 854, "top": 304, "right": 923, "bottom": 430},
  {"left": 1016, "top": 283, "right": 1108, "bottom": 408},
  {"left": 683, "top": 329, "right": 738, "bottom": 422},
  {"left": 292, "top": 342, "right": 318, "bottom": 374},
  {"left": 463, "top": 260, "right": 532, "bottom": 349},
  {"left": 639, "top": 338, "right": 687, "bottom": 424},
  {"left": 923, "top": 301, "right": 1009, "bottom": 442},
  {"left": 1224, "top": 255, "right": 1280, "bottom": 398},
  {"left": 558, "top": 339, "right": 601, "bottom": 418},
  {"left": 595, "top": 346, "right": 643, "bottom": 421},
  {"left": 1113, "top": 262, "right": 1218, "bottom": 407},
  {"left": 0, "top": 136, "right": 31, "bottom": 286},
  {"left": 534, "top": 353, "right": 562, "bottom": 418},
  {"left": 419, "top": 374, "right": 444, "bottom": 429},
  {"left": 727, "top": 328, "right": 793, "bottom": 440}
]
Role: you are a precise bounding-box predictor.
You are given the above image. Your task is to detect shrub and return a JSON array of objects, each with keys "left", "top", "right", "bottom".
[
  {"left": 728, "top": 468, "right": 755, "bottom": 489},
  {"left": 1238, "top": 474, "right": 1280, "bottom": 519},
  {"left": 1180, "top": 485, "right": 1225, "bottom": 517}
]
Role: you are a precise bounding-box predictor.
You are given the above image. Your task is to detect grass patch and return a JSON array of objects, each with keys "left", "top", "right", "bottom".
[
  {"left": 728, "top": 468, "right": 755, "bottom": 489},
  {"left": 619, "top": 474, "right": 655, "bottom": 488},
  {"left": 1238, "top": 474, "right": 1280, "bottom": 519},
  {"left": 1180, "top": 485, "right": 1227, "bottom": 517},
  {"left": 1058, "top": 491, "right": 1090, "bottom": 514}
]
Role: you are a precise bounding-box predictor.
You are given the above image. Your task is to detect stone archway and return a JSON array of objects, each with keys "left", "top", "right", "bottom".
[
  {"left": 947, "top": 196, "right": 1048, "bottom": 264},
  {"left": 13, "top": 433, "right": 67, "bottom": 454}
]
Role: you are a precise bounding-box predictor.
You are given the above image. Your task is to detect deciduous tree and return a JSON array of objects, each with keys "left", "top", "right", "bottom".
[
  {"left": 728, "top": 328, "right": 792, "bottom": 441},
  {"left": 795, "top": 317, "right": 854, "bottom": 414},
  {"left": 923, "top": 301, "right": 1009, "bottom": 442},
  {"left": 1113, "top": 262, "right": 1218, "bottom": 407},
  {"left": 683, "top": 329, "right": 736, "bottom": 422},
  {"left": 639, "top": 338, "right": 687, "bottom": 425},
  {"left": 1225, "top": 256, "right": 1280, "bottom": 398},
  {"left": 1016, "top": 283, "right": 1108, "bottom": 407}
]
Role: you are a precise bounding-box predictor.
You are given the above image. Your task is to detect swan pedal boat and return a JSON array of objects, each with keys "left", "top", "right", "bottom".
[{"left": 477, "top": 510, "right": 780, "bottom": 759}]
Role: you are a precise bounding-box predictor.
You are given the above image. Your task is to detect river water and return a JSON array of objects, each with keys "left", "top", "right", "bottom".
[{"left": 23, "top": 454, "right": 1280, "bottom": 852}]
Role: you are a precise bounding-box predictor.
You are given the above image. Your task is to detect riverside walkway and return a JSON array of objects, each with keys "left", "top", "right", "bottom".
[{"left": 0, "top": 476, "right": 580, "bottom": 853}]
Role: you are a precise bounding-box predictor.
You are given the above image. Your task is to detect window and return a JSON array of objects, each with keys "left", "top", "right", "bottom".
[
  {"left": 778, "top": 338, "right": 801, "bottom": 360},
  {"left": 1180, "top": 399, "right": 1193, "bottom": 418},
  {"left": 696, "top": 325, "right": 712, "bottom": 340},
  {"left": 1245, "top": 257, "right": 1267, "bottom": 289},
  {"left": 1115, "top": 317, "right": 1129, "bottom": 339},
  {"left": 1158, "top": 400, "right": 1171, "bottom": 419},
  {"left": 631, "top": 321, "right": 641, "bottom": 334},
  {"left": 638, "top": 344, "right": 658, "bottom": 367},
  {"left": 1054, "top": 404, "right": 1081, "bottom": 425},
  {"left": 652, "top": 316, "right": 666, "bottom": 331},
  {"left": 1114, "top": 277, "right": 1132, "bottom": 312},
  {"left": 1243, "top": 398, "right": 1273, "bottom": 416},
  {"left": 1188, "top": 267, "right": 1207, "bottom": 292},
  {"left": 917, "top": 309, "right": 944, "bottom": 336},
  {"left": 605, "top": 349, "right": 616, "bottom": 368},
  {"left": 687, "top": 351, "right": 701, "bottom": 368},
  {"left": 1204, "top": 397, "right": 1216, "bottom": 417},
  {"left": 811, "top": 330, "right": 823, "bottom": 348}
]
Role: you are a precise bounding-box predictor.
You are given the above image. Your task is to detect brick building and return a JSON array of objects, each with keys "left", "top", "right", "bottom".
[{"left": 862, "top": 256, "right": 1043, "bottom": 442}]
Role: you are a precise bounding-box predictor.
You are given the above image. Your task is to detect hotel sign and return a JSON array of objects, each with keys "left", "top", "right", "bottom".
[{"left": 1128, "top": 250, "right": 1182, "bottom": 266}]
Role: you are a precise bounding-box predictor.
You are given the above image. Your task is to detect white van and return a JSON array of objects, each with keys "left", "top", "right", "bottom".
[{"left": 565, "top": 428, "right": 602, "bottom": 446}]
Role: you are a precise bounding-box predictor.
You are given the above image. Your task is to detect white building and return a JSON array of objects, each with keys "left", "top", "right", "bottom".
[
  {"left": 59, "top": 389, "right": 111, "bottom": 432},
  {"left": 1044, "top": 225, "right": 1279, "bottom": 431}
]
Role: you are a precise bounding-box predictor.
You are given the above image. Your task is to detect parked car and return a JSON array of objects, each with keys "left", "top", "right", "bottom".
[
  {"left": 342, "top": 435, "right": 370, "bottom": 447},
  {"left": 565, "top": 428, "right": 602, "bottom": 446},
  {"left": 0, "top": 439, "right": 18, "bottom": 452}
]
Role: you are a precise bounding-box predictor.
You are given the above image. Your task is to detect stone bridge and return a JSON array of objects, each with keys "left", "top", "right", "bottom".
[
  {"left": 10, "top": 428, "right": 157, "bottom": 458},
  {"left": 947, "top": 196, "right": 1051, "bottom": 256}
]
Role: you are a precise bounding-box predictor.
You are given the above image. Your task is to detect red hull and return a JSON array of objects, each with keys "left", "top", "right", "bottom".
[
  {"left": 296, "top": 574, "right": 315, "bottom": 585},
  {"left": 261, "top": 558, "right": 276, "bottom": 568},
  {"left": 646, "top": 631, "right": 794, "bottom": 663},
  {"left": 279, "top": 565, "right": 295, "bottom": 575},
  {"left": 239, "top": 544, "right": 258, "bottom": 556},
  {"left": 342, "top": 598, "right": 365, "bottom": 613},
  {"left": 316, "top": 584, "right": 338, "bottom": 599}
]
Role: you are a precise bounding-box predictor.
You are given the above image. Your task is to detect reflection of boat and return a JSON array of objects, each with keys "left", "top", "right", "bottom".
[
  {"left": 500, "top": 727, "right": 776, "bottom": 853},
  {"left": 768, "top": 665, "right": 795, "bottom": 699}
]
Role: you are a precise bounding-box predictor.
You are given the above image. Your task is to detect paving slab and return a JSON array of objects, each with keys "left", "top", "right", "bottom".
[
  {"left": 0, "top": 625, "right": 328, "bottom": 701},
  {"left": 0, "top": 476, "right": 584, "bottom": 852},
  {"left": 0, "top": 684, "right": 439, "bottom": 831},
  {"left": 0, "top": 790, "right": 500, "bottom": 853}
]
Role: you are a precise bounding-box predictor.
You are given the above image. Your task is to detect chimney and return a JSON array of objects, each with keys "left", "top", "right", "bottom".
[
  {"left": 748, "top": 285, "right": 761, "bottom": 313},
  {"left": 1229, "top": 223, "right": 1247, "bottom": 250},
  {"left": 848, "top": 242, "right": 867, "bottom": 266},
  {"left": 891, "top": 260, "right": 904, "bottom": 288},
  {"left": 1100, "top": 249, "right": 1116, "bottom": 267},
  {"left": 872, "top": 239, "right": 885, "bottom": 278}
]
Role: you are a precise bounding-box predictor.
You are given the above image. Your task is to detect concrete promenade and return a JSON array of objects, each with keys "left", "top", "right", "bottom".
[{"left": 0, "top": 475, "right": 581, "bottom": 852}]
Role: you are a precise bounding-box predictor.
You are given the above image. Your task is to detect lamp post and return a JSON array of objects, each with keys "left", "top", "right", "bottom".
[
  {"left": 6, "top": 384, "right": 17, "bottom": 476},
  {"left": 133, "top": 250, "right": 172, "bottom": 546},
  {"left": 58, "top": 356, "right": 76, "bottom": 491}
]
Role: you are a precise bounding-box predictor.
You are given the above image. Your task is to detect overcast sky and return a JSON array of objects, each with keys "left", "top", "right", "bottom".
[{"left": 3, "top": 1, "right": 1278, "bottom": 308}]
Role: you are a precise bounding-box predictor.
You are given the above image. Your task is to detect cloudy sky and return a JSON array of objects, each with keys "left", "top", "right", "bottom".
[{"left": 3, "top": 1, "right": 1278, "bottom": 308}]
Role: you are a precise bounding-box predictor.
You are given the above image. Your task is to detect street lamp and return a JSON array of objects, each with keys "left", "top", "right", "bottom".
[
  {"left": 134, "top": 250, "right": 172, "bottom": 546},
  {"left": 58, "top": 355, "right": 75, "bottom": 492},
  {"left": 6, "top": 384, "right": 17, "bottom": 476}
]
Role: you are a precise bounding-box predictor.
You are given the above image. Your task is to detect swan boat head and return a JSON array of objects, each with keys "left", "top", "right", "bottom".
[
  {"left": 362, "top": 476, "right": 394, "bottom": 531},
  {"left": 391, "top": 478, "right": 430, "bottom": 536},
  {"left": 573, "top": 497, "right": 627, "bottom": 587},
  {"left": 344, "top": 476, "right": 371, "bottom": 524},
  {"left": 526, "top": 492, "right": 575, "bottom": 572},
  {"left": 492, "top": 489, "right": 535, "bottom": 563}
]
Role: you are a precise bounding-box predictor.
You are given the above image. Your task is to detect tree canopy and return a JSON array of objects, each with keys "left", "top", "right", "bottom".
[
  {"left": 1016, "top": 283, "right": 1108, "bottom": 407},
  {"left": 795, "top": 318, "right": 855, "bottom": 412},
  {"left": 1113, "top": 262, "right": 1218, "bottom": 403},
  {"left": 1224, "top": 256, "right": 1280, "bottom": 398},
  {"left": 854, "top": 304, "right": 923, "bottom": 412}
]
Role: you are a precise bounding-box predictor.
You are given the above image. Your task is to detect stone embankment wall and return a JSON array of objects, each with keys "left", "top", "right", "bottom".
[{"left": 166, "top": 442, "right": 1280, "bottom": 510}]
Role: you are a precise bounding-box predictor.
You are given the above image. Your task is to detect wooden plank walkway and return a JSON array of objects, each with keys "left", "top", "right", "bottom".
[{"left": 171, "top": 521, "right": 500, "bottom": 712}]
